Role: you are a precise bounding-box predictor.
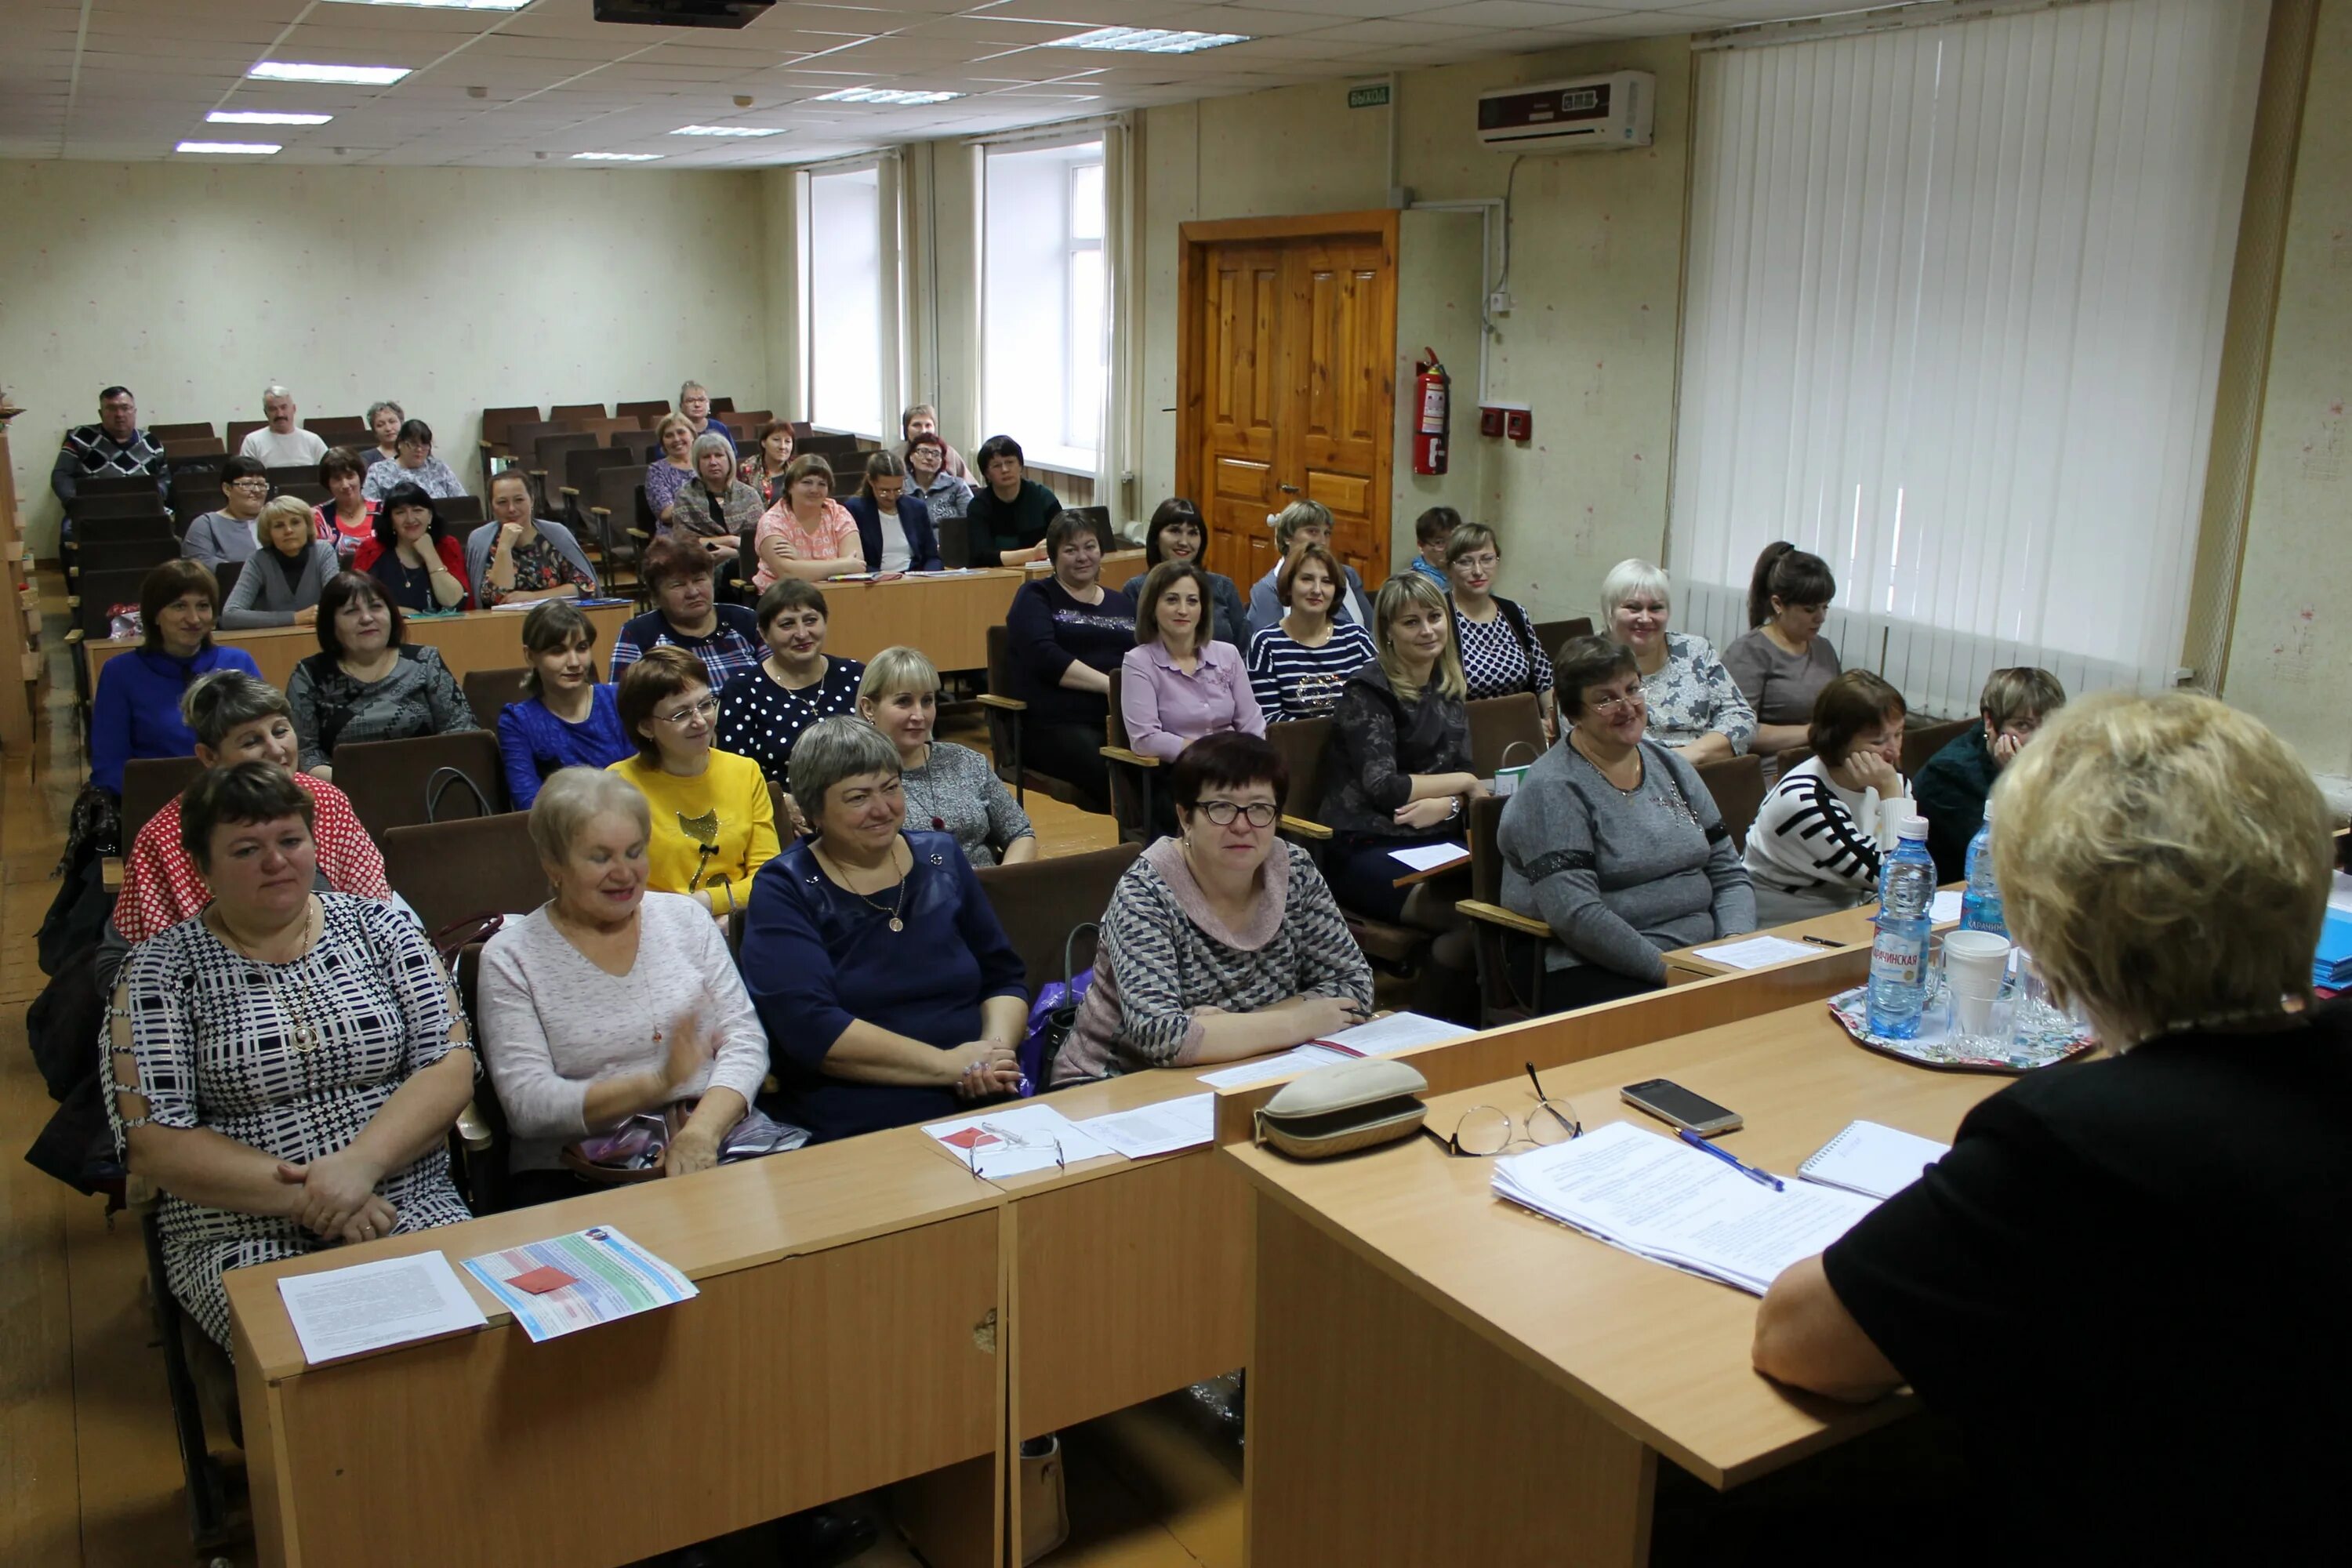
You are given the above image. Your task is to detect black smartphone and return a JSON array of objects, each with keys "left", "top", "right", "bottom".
[{"left": 1620, "top": 1078, "right": 1743, "bottom": 1136}]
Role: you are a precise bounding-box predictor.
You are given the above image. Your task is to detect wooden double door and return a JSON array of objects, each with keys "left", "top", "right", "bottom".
[{"left": 1178, "top": 212, "right": 1399, "bottom": 597}]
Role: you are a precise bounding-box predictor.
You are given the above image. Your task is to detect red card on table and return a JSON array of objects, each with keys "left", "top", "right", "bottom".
[
  {"left": 507, "top": 1265, "right": 577, "bottom": 1295},
  {"left": 938, "top": 1127, "right": 1000, "bottom": 1151}
]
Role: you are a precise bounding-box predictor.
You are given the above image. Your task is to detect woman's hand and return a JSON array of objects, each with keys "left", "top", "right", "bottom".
[
  {"left": 663, "top": 1128, "right": 721, "bottom": 1178},
  {"left": 278, "top": 1149, "right": 387, "bottom": 1238},
  {"left": 780, "top": 793, "right": 810, "bottom": 837},
  {"left": 1991, "top": 730, "right": 2025, "bottom": 766},
  {"left": 948, "top": 1040, "right": 1021, "bottom": 1100},
  {"left": 1290, "top": 993, "right": 1373, "bottom": 1038},
  {"left": 659, "top": 1011, "right": 717, "bottom": 1091},
  {"left": 335, "top": 1195, "right": 399, "bottom": 1247},
  {"left": 1394, "top": 796, "right": 1459, "bottom": 830},
  {"left": 1849, "top": 749, "right": 1902, "bottom": 799},
  {"left": 292, "top": 606, "right": 318, "bottom": 626},
  {"left": 495, "top": 521, "right": 525, "bottom": 556}
]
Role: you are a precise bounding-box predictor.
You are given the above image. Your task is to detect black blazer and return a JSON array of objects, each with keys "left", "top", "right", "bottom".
[{"left": 840, "top": 495, "right": 944, "bottom": 573}]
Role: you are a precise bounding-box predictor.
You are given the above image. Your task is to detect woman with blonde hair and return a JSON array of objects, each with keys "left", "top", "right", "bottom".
[
  {"left": 641, "top": 412, "right": 701, "bottom": 525},
  {"left": 220, "top": 495, "right": 340, "bottom": 629},
  {"left": 857, "top": 646, "right": 1036, "bottom": 866},
  {"left": 1316, "top": 572, "right": 1481, "bottom": 927},
  {"left": 1598, "top": 557, "right": 1753, "bottom": 764},
  {"left": 1755, "top": 692, "right": 2348, "bottom": 1558}
]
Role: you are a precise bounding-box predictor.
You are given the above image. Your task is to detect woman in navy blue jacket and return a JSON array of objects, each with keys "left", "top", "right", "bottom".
[{"left": 840, "top": 452, "right": 943, "bottom": 575}]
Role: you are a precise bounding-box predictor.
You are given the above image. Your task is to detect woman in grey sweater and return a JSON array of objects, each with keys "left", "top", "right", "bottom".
[
  {"left": 220, "top": 496, "right": 340, "bottom": 628},
  {"left": 1497, "top": 636, "right": 1756, "bottom": 1014},
  {"left": 1053, "top": 733, "right": 1373, "bottom": 1085}
]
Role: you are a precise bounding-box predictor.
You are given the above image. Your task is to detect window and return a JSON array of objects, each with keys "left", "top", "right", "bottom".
[
  {"left": 805, "top": 164, "right": 884, "bottom": 437},
  {"left": 983, "top": 140, "right": 1107, "bottom": 470},
  {"left": 1668, "top": 0, "right": 2267, "bottom": 713}
]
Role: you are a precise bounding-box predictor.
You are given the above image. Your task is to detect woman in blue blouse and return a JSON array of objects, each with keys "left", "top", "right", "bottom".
[
  {"left": 89, "top": 559, "right": 262, "bottom": 795},
  {"left": 740, "top": 717, "right": 1028, "bottom": 1143},
  {"left": 495, "top": 601, "right": 631, "bottom": 809}
]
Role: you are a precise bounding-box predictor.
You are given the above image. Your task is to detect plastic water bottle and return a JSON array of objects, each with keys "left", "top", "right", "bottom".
[
  {"left": 1958, "top": 797, "right": 2006, "bottom": 938},
  {"left": 1867, "top": 816, "right": 1938, "bottom": 1038}
]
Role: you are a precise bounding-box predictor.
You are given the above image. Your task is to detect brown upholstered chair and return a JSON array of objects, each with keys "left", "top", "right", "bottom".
[
  {"left": 974, "top": 843, "right": 1142, "bottom": 1002},
  {"left": 462, "top": 666, "right": 532, "bottom": 729},
  {"left": 122, "top": 756, "right": 207, "bottom": 848},
  {"left": 333, "top": 731, "right": 508, "bottom": 837},
  {"left": 1694, "top": 752, "right": 1768, "bottom": 853},
  {"left": 1466, "top": 692, "right": 1545, "bottom": 779},
  {"left": 1901, "top": 716, "right": 1974, "bottom": 778},
  {"left": 550, "top": 402, "right": 608, "bottom": 423},
  {"left": 379, "top": 812, "right": 548, "bottom": 938}
]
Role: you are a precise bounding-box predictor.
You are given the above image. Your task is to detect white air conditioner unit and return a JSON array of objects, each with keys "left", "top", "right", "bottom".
[{"left": 1475, "top": 71, "right": 1653, "bottom": 152}]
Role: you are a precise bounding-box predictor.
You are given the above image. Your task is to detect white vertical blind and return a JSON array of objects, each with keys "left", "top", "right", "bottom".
[
  {"left": 808, "top": 164, "right": 884, "bottom": 437},
  {"left": 1669, "top": 0, "right": 2267, "bottom": 716}
]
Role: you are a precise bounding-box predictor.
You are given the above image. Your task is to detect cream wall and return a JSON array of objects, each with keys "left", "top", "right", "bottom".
[
  {"left": 1, "top": 160, "right": 775, "bottom": 556},
  {"left": 2223, "top": 0, "right": 2352, "bottom": 774}
]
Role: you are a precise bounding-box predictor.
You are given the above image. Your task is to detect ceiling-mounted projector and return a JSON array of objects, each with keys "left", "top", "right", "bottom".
[{"left": 594, "top": 0, "right": 773, "bottom": 27}]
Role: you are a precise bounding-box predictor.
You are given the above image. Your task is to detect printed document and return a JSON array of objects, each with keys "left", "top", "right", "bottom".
[{"left": 278, "top": 1251, "right": 486, "bottom": 1366}]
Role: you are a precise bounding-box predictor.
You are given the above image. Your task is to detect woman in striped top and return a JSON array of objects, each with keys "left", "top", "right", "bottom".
[
  {"left": 1246, "top": 543, "right": 1377, "bottom": 723},
  {"left": 1743, "top": 671, "right": 1908, "bottom": 926}
]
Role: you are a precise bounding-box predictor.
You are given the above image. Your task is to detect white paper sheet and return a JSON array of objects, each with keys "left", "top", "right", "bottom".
[
  {"left": 1798, "top": 1120, "right": 1951, "bottom": 1201},
  {"left": 277, "top": 1251, "right": 486, "bottom": 1366},
  {"left": 1389, "top": 841, "right": 1469, "bottom": 873},
  {"left": 1930, "top": 890, "right": 1963, "bottom": 924},
  {"left": 1691, "top": 935, "right": 1818, "bottom": 970},
  {"left": 1077, "top": 1094, "right": 1216, "bottom": 1159},
  {"left": 1316, "top": 1011, "right": 1473, "bottom": 1056},
  {"left": 2328, "top": 872, "right": 2352, "bottom": 916},
  {"left": 1195, "top": 1045, "right": 1352, "bottom": 1089},
  {"left": 923, "top": 1102, "right": 1117, "bottom": 1178}
]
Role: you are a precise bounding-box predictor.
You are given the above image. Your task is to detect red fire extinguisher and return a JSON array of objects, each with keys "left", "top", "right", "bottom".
[{"left": 1414, "top": 348, "right": 1449, "bottom": 476}]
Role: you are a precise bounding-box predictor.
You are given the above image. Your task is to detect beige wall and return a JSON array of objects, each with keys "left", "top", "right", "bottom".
[
  {"left": 2223, "top": 0, "right": 2352, "bottom": 773},
  {"left": 1, "top": 160, "right": 775, "bottom": 556}
]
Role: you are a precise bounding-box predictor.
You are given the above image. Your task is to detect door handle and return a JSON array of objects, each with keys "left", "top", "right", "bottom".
[{"left": 1278, "top": 483, "right": 1301, "bottom": 495}]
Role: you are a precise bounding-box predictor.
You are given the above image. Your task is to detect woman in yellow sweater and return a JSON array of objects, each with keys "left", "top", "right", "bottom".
[{"left": 609, "top": 645, "right": 779, "bottom": 917}]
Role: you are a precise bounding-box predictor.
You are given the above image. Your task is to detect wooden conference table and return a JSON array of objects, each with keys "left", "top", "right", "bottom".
[
  {"left": 1219, "top": 989, "right": 2007, "bottom": 1566},
  {"left": 81, "top": 604, "right": 636, "bottom": 695}
]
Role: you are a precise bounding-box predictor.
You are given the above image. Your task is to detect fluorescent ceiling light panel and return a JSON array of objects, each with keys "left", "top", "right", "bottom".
[
  {"left": 1048, "top": 27, "right": 1250, "bottom": 53},
  {"left": 672, "top": 125, "right": 786, "bottom": 137},
  {"left": 176, "top": 140, "right": 281, "bottom": 154},
  {"left": 207, "top": 111, "right": 333, "bottom": 126},
  {"left": 815, "top": 87, "right": 964, "bottom": 105},
  {"left": 248, "top": 62, "right": 412, "bottom": 86},
  {"left": 572, "top": 151, "right": 663, "bottom": 161}
]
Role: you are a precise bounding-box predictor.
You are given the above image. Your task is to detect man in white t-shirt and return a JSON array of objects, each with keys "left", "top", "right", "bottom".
[{"left": 238, "top": 384, "right": 328, "bottom": 468}]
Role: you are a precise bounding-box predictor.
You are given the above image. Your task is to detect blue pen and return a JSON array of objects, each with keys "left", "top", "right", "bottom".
[{"left": 1678, "top": 1127, "right": 1784, "bottom": 1191}]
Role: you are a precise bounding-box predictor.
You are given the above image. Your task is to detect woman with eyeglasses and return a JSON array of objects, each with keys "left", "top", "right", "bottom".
[
  {"left": 1497, "top": 635, "right": 1755, "bottom": 1014},
  {"left": 606, "top": 646, "right": 777, "bottom": 920},
  {"left": 180, "top": 456, "right": 274, "bottom": 569},
  {"left": 1052, "top": 732, "right": 1372, "bottom": 1086},
  {"left": 1443, "top": 522, "right": 1555, "bottom": 737}
]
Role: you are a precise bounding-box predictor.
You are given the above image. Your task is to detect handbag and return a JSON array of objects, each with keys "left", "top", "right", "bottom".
[
  {"left": 1018, "top": 922, "right": 1097, "bottom": 1094},
  {"left": 561, "top": 1100, "right": 811, "bottom": 1185},
  {"left": 426, "top": 764, "right": 494, "bottom": 822},
  {"left": 1251, "top": 1058, "right": 1430, "bottom": 1160},
  {"left": 430, "top": 910, "right": 504, "bottom": 972}
]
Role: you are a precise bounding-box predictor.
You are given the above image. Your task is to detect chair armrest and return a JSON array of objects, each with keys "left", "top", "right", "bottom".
[
  {"left": 1278, "top": 814, "right": 1333, "bottom": 841},
  {"left": 455, "top": 1100, "right": 493, "bottom": 1152},
  {"left": 589, "top": 506, "right": 610, "bottom": 520},
  {"left": 626, "top": 528, "right": 650, "bottom": 544},
  {"left": 477, "top": 439, "right": 496, "bottom": 451},
  {"left": 978, "top": 693, "right": 1027, "bottom": 712},
  {"left": 561, "top": 486, "right": 580, "bottom": 500},
  {"left": 1458, "top": 898, "right": 1550, "bottom": 938},
  {"left": 1102, "top": 746, "right": 1160, "bottom": 768},
  {"left": 67, "top": 594, "right": 82, "bottom": 610},
  {"left": 102, "top": 856, "right": 123, "bottom": 892},
  {"left": 64, "top": 629, "right": 84, "bottom": 645}
]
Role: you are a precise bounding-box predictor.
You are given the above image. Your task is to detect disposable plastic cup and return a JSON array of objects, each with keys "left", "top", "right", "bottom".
[{"left": 1943, "top": 929, "right": 2012, "bottom": 1035}]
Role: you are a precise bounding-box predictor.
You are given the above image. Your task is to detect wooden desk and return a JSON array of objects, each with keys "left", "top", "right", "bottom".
[
  {"left": 1223, "top": 998, "right": 2005, "bottom": 1566},
  {"left": 83, "top": 604, "right": 633, "bottom": 695},
  {"left": 1661, "top": 884, "right": 1963, "bottom": 985},
  {"left": 795, "top": 549, "right": 1145, "bottom": 670},
  {"left": 227, "top": 1129, "right": 1007, "bottom": 1568}
]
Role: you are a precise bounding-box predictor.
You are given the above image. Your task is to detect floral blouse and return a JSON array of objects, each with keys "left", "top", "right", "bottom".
[
  {"left": 490, "top": 532, "right": 597, "bottom": 605},
  {"left": 1640, "top": 631, "right": 1756, "bottom": 754}
]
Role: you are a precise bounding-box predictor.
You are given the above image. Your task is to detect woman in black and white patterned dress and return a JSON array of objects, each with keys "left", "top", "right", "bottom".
[
  {"left": 104, "top": 764, "right": 477, "bottom": 1350},
  {"left": 1442, "top": 522, "right": 1556, "bottom": 738},
  {"left": 717, "top": 576, "right": 865, "bottom": 783}
]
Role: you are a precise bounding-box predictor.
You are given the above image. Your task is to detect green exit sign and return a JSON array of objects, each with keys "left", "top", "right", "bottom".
[{"left": 1348, "top": 83, "right": 1390, "bottom": 109}]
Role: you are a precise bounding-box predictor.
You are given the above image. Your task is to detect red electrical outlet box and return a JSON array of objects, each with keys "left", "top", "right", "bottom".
[
  {"left": 1478, "top": 405, "right": 1505, "bottom": 438},
  {"left": 1505, "top": 408, "right": 1533, "bottom": 442}
]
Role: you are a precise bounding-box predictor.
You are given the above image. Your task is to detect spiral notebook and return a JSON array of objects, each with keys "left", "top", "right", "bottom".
[{"left": 1797, "top": 1120, "right": 1951, "bottom": 1201}]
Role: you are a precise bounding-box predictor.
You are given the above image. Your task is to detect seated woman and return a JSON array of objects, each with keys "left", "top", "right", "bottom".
[
  {"left": 1122, "top": 559, "right": 1265, "bottom": 761},
  {"left": 608, "top": 535, "right": 764, "bottom": 690},
  {"left": 180, "top": 456, "right": 270, "bottom": 569},
  {"left": 1051, "top": 732, "right": 1374, "bottom": 1086},
  {"left": 740, "top": 717, "right": 1027, "bottom": 1142},
  {"left": 608, "top": 646, "right": 777, "bottom": 917},
  {"left": 641, "top": 413, "right": 699, "bottom": 526},
  {"left": 1755, "top": 692, "right": 2350, "bottom": 1558},
  {"left": 964, "top": 434, "right": 1062, "bottom": 568},
  {"left": 1599, "top": 557, "right": 1754, "bottom": 764},
  {"left": 1316, "top": 572, "right": 1481, "bottom": 928},
  {"left": 1005, "top": 512, "right": 1138, "bottom": 815},
  {"left": 466, "top": 469, "right": 597, "bottom": 609},
  {"left": 737, "top": 419, "right": 797, "bottom": 510},
  {"left": 717, "top": 579, "right": 866, "bottom": 781},
  {"left": 1497, "top": 636, "right": 1755, "bottom": 1013},
  {"left": 1245, "top": 501, "right": 1373, "bottom": 636},
  {"left": 496, "top": 601, "right": 632, "bottom": 810},
  {"left": 112, "top": 673, "right": 387, "bottom": 988},
  {"left": 857, "top": 645, "right": 1036, "bottom": 867},
  {"left": 666, "top": 432, "right": 757, "bottom": 583},
  {"left": 1144, "top": 497, "right": 1247, "bottom": 646},
  {"left": 352, "top": 482, "right": 471, "bottom": 612},
  {"left": 1245, "top": 543, "right": 1378, "bottom": 724},
  {"left": 287, "top": 572, "right": 477, "bottom": 781},
  {"left": 1915, "top": 666, "right": 2067, "bottom": 880},
  {"left": 905, "top": 433, "right": 972, "bottom": 526},
  {"left": 365, "top": 400, "right": 403, "bottom": 468},
  {"left": 312, "top": 448, "right": 377, "bottom": 559},
  {"left": 360, "top": 418, "right": 466, "bottom": 502},
  {"left": 103, "top": 763, "right": 476, "bottom": 1350},
  {"left": 1744, "top": 671, "right": 1907, "bottom": 927},
  {"left": 221, "top": 495, "right": 339, "bottom": 630},
  {"left": 1443, "top": 522, "right": 1556, "bottom": 733},
  {"left": 840, "top": 451, "right": 943, "bottom": 575},
  {"left": 750, "top": 453, "right": 862, "bottom": 591},
  {"left": 1725, "top": 541, "right": 1842, "bottom": 757},
  {"left": 90, "top": 559, "right": 262, "bottom": 795},
  {"left": 477, "top": 768, "right": 768, "bottom": 1206}
]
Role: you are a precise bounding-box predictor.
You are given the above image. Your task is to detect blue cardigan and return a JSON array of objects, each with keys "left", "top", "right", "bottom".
[
  {"left": 89, "top": 643, "right": 263, "bottom": 794},
  {"left": 741, "top": 830, "right": 1028, "bottom": 1143},
  {"left": 495, "top": 685, "right": 633, "bottom": 809},
  {"left": 840, "top": 495, "right": 944, "bottom": 574}
]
